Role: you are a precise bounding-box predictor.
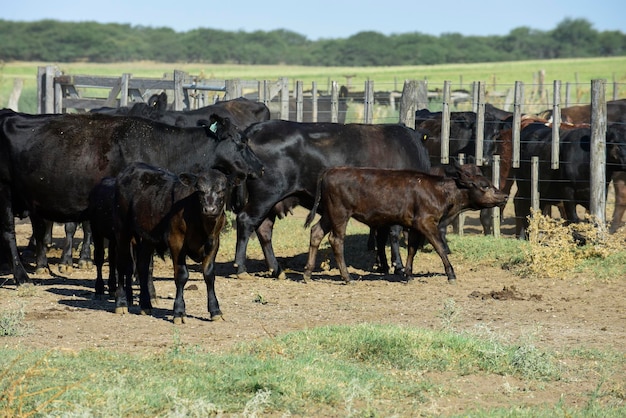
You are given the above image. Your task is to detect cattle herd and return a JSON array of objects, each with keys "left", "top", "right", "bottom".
[{"left": 1, "top": 94, "right": 625, "bottom": 323}]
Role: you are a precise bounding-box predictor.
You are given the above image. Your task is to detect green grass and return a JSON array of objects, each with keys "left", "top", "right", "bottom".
[
  {"left": 2, "top": 56, "right": 625, "bottom": 114},
  {"left": 2, "top": 323, "right": 623, "bottom": 416}
]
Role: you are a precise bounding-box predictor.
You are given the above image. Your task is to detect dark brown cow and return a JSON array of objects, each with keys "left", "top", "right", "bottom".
[
  {"left": 303, "top": 164, "right": 508, "bottom": 283},
  {"left": 114, "top": 162, "right": 230, "bottom": 322}
]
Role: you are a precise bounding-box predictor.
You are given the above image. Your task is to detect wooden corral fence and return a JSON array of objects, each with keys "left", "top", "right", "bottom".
[{"left": 37, "top": 65, "right": 621, "bottom": 236}]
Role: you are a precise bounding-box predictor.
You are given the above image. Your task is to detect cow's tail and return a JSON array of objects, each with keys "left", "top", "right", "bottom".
[{"left": 304, "top": 172, "right": 324, "bottom": 228}]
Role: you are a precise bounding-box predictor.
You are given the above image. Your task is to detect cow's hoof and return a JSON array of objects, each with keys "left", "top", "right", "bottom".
[
  {"left": 302, "top": 271, "right": 311, "bottom": 282},
  {"left": 173, "top": 316, "right": 186, "bottom": 325},
  {"left": 210, "top": 313, "right": 224, "bottom": 322},
  {"left": 447, "top": 278, "right": 457, "bottom": 285},
  {"left": 35, "top": 266, "right": 49, "bottom": 275},
  {"left": 115, "top": 306, "right": 128, "bottom": 314},
  {"left": 140, "top": 308, "right": 152, "bottom": 316},
  {"left": 236, "top": 271, "right": 253, "bottom": 280},
  {"left": 58, "top": 264, "right": 73, "bottom": 274},
  {"left": 78, "top": 260, "right": 93, "bottom": 269}
]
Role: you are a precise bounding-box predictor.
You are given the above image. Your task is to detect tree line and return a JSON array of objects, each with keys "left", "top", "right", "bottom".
[{"left": 1, "top": 18, "right": 624, "bottom": 65}]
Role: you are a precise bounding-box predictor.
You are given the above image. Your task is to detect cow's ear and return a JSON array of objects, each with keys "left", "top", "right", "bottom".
[
  {"left": 454, "top": 167, "right": 474, "bottom": 188},
  {"left": 178, "top": 173, "right": 198, "bottom": 188},
  {"left": 209, "top": 114, "right": 232, "bottom": 130}
]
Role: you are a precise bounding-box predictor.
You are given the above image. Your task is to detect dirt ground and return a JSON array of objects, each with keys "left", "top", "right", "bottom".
[{"left": 1, "top": 205, "right": 625, "bottom": 414}]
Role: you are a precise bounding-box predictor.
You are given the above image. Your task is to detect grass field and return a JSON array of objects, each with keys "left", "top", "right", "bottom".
[{"left": 2, "top": 56, "right": 626, "bottom": 115}]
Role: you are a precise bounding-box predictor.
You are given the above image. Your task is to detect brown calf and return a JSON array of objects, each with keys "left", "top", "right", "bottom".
[{"left": 303, "top": 164, "right": 508, "bottom": 283}]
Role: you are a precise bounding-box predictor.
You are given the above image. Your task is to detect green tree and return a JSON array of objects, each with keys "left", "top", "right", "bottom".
[{"left": 550, "top": 18, "right": 598, "bottom": 57}]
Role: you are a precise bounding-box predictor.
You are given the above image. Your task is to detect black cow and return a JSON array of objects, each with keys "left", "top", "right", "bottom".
[
  {"left": 303, "top": 164, "right": 508, "bottom": 283},
  {"left": 95, "top": 94, "right": 270, "bottom": 129},
  {"left": 0, "top": 110, "right": 263, "bottom": 285},
  {"left": 514, "top": 122, "right": 626, "bottom": 238},
  {"left": 233, "top": 120, "right": 431, "bottom": 279},
  {"left": 114, "top": 162, "right": 229, "bottom": 322},
  {"left": 415, "top": 109, "right": 509, "bottom": 167}
]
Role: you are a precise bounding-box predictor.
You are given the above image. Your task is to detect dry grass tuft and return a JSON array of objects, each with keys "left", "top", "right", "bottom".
[{"left": 521, "top": 209, "right": 626, "bottom": 278}]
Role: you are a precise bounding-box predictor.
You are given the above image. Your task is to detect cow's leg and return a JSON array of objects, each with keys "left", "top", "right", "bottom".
[
  {"left": 170, "top": 244, "right": 188, "bottom": 324},
  {"left": 415, "top": 217, "right": 457, "bottom": 283},
  {"left": 255, "top": 214, "right": 286, "bottom": 279},
  {"left": 29, "top": 214, "right": 49, "bottom": 275},
  {"left": 388, "top": 225, "right": 406, "bottom": 274},
  {"left": 367, "top": 228, "right": 376, "bottom": 251},
  {"left": 92, "top": 230, "right": 106, "bottom": 299},
  {"left": 303, "top": 218, "right": 331, "bottom": 282},
  {"left": 328, "top": 224, "right": 352, "bottom": 283},
  {"left": 135, "top": 243, "right": 154, "bottom": 316},
  {"left": 58, "top": 222, "right": 77, "bottom": 274},
  {"left": 610, "top": 175, "right": 626, "bottom": 233},
  {"left": 43, "top": 220, "right": 53, "bottom": 248},
  {"left": 480, "top": 209, "right": 492, "bottom": 236},
  {"left": 107, "top": 238, "right": 118, "bottom": 297},
  {"left": 234, "top": 211, "right": 258, "bottom": 277},
  {"left": 513, "top": 189, "right": 531, "bottom": 239},
  {"left": 235, "top": 205, "right": 282, "bottom": 278},
  {"left": 374, "top": 225, "right": 391, "bottom": 274},
  {"left": 141, "top": 249, "right": 157, "bottom": 307},
  {"left": 114, "top": 234, "right": 134, "bottom": 314},
  {"left": 0, "top": 194, "right": 31, "bottom": 285},
  {"left": 77, "top": 221, "right": 93, "bottom": 269},
  {"left": 202, "top": 237, "right": 222, "bottom": 320},
  {"left": 404, "top": 229, "right": 422, "bottom": 279}
]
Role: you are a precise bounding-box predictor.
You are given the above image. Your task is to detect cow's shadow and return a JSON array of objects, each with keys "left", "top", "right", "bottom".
[
  {"left": 51, "top": 284, "right": 185, "bottom": 322},
  {"left": 237, "top": 233, "right": 448, "bottom": 283}
]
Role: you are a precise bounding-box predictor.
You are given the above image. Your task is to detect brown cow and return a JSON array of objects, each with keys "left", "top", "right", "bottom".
[{"left": 303, "top": 164, "right": 508, "bottom": 283}]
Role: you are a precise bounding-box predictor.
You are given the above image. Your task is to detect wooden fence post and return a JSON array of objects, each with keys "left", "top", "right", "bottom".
[
  {"left": 331, "top": 81, "right": 339, "bottom": 123},
  {"left": 531, "top": 156, "right": 540, "bottom": 212},
  {"left": 551, "top": 80, "right": 561, "bottom": 169},
  {"left": 8, "top": 78, "right": 23, "bottom": 111},
  {"left": 398, "top": 80, "right": 417, "bottom": 129},
  {"left": 475, "top": 81, "right": 485, "bottom": 166},
  {"left": 416, "top": 80, "right": 428, "bottom": 110},
  {"left": 311, "top": 82, "right": 318, "bottom": 123},
  {"left": 492, "top": 155, "right": 501, "bottom": 238},
  {"left": 512, "top": 81, "right": 524, "bottom": 168},
  {"left": 364, "top": 80, "right": 374, "bottom": 124},
  {"left": 173, "top": 70, "right": 185, "bottom": 110},
  {"left": 45, "top": 65, "right": 56, "bottom": 113},
  {"left": 590, "top": 79, "right": 607, "bottom": 226},
  {"left": 455, "top": 153, "right": 466, "bottom": 234},
  {"left": 279, "top": 77, "right": 289, "bottom": 120},
  {"left": 224, "top": 79, "right": 242, "bottom": 100},
  {"left": 295, "top": 80, "right": 304, "bottom": 122},
  {"left": 440, "top": 81, "right": 451, "bottom": 164}
]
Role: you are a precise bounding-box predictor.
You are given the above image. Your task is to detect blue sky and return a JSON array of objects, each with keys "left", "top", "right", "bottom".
[{"left": 3, "top": 0, "right": 624, "bottom": 40}]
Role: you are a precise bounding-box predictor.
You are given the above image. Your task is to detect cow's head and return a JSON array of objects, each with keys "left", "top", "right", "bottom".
[
  {"left": 202, "top": 114, "right": 264, "bottom": 182},
  {"left": 179, "top": 169, "right": 229, "bottom": 218},
  {"left": 607, "top": 123, "right": 626, "bottom": 172},
  {"left": 453, "top": 163, "right": 508, "bottom": 209}
]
